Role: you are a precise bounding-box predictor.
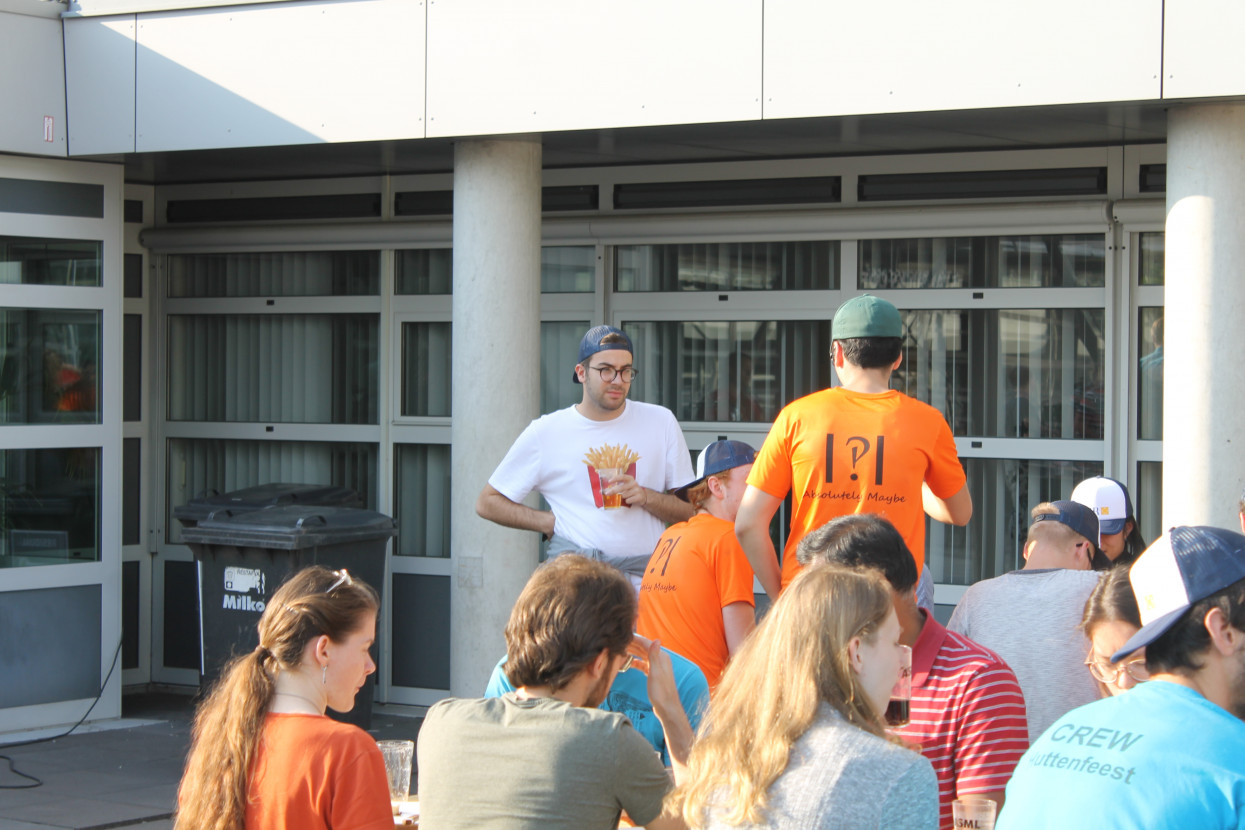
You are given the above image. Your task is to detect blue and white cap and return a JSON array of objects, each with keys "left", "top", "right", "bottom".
[
  {"left": 1112, "top": 525, "right": 1245, "bottom": 662},
  {"left": 671, "top": 440, "right": 756, "bottom": 502}
]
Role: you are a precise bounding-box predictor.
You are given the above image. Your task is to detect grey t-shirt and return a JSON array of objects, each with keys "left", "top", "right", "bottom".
[
  {"left": 704, "top": 703, "right": 938, "bottom": 830},
  {"left": 948, "top": 568, "right": 1100, "bottom": 743},
  {"left": 416, "top": 693, "right": 671, "bottom": 830}
]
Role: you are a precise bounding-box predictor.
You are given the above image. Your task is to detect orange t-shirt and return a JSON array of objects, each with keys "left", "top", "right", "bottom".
[
  {"left": 245, "top": 713, "right": 394, "bottom": 830},
  {"left": 747, "top": 387, "right": 965, "bottom": 590},
  {"left": 636, "top": 513, "right": 756, "bottom": 692}
]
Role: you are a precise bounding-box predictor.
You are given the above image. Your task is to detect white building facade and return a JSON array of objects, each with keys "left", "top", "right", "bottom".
[{"left": 2, "top": 0, "right": 1242, "bottom": 732}]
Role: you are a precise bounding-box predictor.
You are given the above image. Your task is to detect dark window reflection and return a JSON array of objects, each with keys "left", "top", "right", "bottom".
[
  {"left": 1, "top": 447, "right": 101, "bottom": 567},
  {"left": 0, "top": 308, "right": 101, "bottom": 425}
]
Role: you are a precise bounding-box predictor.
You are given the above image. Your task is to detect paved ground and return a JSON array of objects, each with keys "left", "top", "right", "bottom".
[{"left": 0, "top": 692, "right": 424, "bottom": 830}]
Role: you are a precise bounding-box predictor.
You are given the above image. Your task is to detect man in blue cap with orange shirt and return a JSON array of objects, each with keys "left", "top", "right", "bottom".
[{"left": 637, "top": 439, "right": 758, "bottom": 692}]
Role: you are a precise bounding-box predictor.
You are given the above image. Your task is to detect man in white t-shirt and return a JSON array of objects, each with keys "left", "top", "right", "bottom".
[
  {"left": 948, "top": 500, "right": 1101, "bottom": 742},
  {"left": 476, "top": 325, "right": 694, "bottom": 585}
]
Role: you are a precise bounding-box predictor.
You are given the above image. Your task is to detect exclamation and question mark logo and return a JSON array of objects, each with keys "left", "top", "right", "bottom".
[
  {"left": 846, "top": 437, "right": 870, "bottom": 481},
  {"left": 825, "top": 434, "right": 886, "bottom": 485}
]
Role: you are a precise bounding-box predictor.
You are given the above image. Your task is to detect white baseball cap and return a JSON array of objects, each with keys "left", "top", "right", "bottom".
[{"left": 1070, "top": 476, "right": 1134, "bottom": 543}]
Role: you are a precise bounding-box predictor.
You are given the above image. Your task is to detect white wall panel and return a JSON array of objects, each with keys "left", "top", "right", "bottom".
[
  {"left": 0, "top": 12, "right": 68, "bottom": 157},
  {"left": 425, "top": 0, "right": 762, "bottom": 138},
  {"left": 764, "top": 0, "right": 1162, "bottom": 119},
  {"left": 65, "top": 16, "right": 138, "bottom": 155},
  {"left": 1164, "top": 0, "right": 1245, "bottom": 99},
  {"left": 134, "top": 0, "right": 425, "bottom": 152}
]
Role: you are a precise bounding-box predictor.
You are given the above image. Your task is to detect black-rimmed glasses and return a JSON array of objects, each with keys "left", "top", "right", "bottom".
[{"left": 588, "top": 365, "right": 638, "bottom": 383}]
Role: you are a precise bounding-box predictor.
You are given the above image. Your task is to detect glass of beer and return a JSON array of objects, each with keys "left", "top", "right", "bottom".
[
  {"left": 952, "top": 796, "right": 996, "bottom": 829},
  {"left": 377, "top": 739, "right": 414, "bottom": 803},
  {"left": 885, "top": 644, "right": 912, "bottom": 727},
  {"left": 599, "top": 468, "right": 624, "bottom": 509}
]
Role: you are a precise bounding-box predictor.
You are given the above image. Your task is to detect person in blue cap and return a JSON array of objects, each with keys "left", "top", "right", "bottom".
[
  {"left": 948, "top": 501, "right": 1101, "bottom": 743},
  {"left": 997, "top": 525, "right": 1245, "bottom": 830},
  {"left": 476, "top": 325, "right": 694, "bottom": 587},
  {"left": 636, "top": 439, "right": 758, "bottom": 693}
]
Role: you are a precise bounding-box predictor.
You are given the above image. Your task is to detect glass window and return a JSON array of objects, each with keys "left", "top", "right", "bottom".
[
  {"left": 395, "top": 249, "right": 452, "bottom": 295},
  {"left": 393, "top": 444, "right": 451, "bottom": 557},
  {"left": 892, "top": 309, "right": 1106, "bottom": 440},
  {"left": 616, "top": 241, "right": 838, "bottom": 292},
  {"left": 167, "top": 314, "right": 378, "bottom": 424},
  {"left": 123, "top": 438, "right": 141, "bottom": 546},
  {"left": 1136, "top": 462, "right": 1162, "bottom": 547},
  {"left": 124, "top": 314, "right": 142, "bottom": 422},
  {"left": 396, "top": 246, "right": 596, "bottom": 295},
  {"left": 1138, "top": 232, "right": 1164, "bottom": 286},
  {"left": 859, "top": 234, "right": 1105, "bottom": 289},
  {"left": 401, "top": 322, "right": 451, "bottom": 417},
  {"left": 929, "top": 457, "right": 1103, "bottom": 585},
  {"left": 0, "top": 308, "right": 101, "bottom": 425},
  {"left": 167, "top": 252, "right": 379, "bottom": 297},
  {"left": 542, "top": 321, "right": 590, "bottom": 414},
  {"left": 623, "top": 320, "right": 832, "bottom": 423},
  {"left": 541, "top": 247, "right": 595, "bottom": 293},
  {"left": 1, "top": 447, "right": 100, "bottom": 567},
  {"left": 124, "top": 253, "right": 144, "bottom": 298},
  {"left": 165, "top": 438, "right": 377, "bottom": 544},
  {"left": 1138, "top": 307, "right": 1164, "bottom": 441},
  {"left": 0, "top": 236, "right": 102, "bottom": 287}
]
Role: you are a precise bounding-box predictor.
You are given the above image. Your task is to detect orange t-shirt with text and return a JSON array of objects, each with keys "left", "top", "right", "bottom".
[
  {"left": 636, "top": 513, "right": 756, "bottom": 692},
  {"left": 747, "top": 387, "right": 965, "bottom": 590},
  {"left": 245, "top": 713, "right": 394, "bottom": 830}
]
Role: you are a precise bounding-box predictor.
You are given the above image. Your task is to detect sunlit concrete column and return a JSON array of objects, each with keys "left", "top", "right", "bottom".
[
  {"left": 450, "top": 136, "right": 542, "bottom": 697},
  {"left": 1163, "top": 104, "right": 1245, "bottom": 529}
]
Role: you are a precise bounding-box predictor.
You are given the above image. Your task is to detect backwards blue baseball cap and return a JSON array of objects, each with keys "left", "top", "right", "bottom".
[
  {"left": 1112, "top": 525, "right": 1245, "bottom": 662},
  {"left": 672, "top": 440, "right": 757, "bottom": 502},
  {"left": 1031, "top": 499, "right": 1100, "bottom": 546},
  {"left": 572, "top": 325, "right": 634, "bottom": 384}
]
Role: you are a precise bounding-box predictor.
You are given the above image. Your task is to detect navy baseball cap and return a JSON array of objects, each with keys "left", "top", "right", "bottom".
[
  {"left": 1112, "top": 525, "right": 1245, "bottom": 662},
  {"left": 672, "top": 440, "right": 757, "bottom": 502},
  {"left": 1031, "top": 499, "right": 1100, "bottom": 546},
  {"left": 572, "top": 325, "right": 633, "bottom": 384}
]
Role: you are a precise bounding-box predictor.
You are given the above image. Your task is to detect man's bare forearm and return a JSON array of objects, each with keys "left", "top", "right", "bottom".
[
  {"left": 475, "top": 484, "right": 556, "bottom": 538},
  {"left": 642, "top": 489, "right": 695, "bottom": 525}
]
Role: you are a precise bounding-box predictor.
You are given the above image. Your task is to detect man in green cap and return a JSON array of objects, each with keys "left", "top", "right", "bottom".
[{"left": 735, "top": 295, "right": 972, "bottom": 605}]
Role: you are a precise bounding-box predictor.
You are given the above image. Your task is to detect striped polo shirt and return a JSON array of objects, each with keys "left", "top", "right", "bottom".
[{"left": 894, "top": 612, "right": 1029, "bottom": 828}]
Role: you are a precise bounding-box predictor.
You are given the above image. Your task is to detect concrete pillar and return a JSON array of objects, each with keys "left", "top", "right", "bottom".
[
  {"left": 1163, "top": 104, "right": 1245, "bottom": 529},
  {"left": 450, "top": 136, "right": 542, "bottom": 697}
]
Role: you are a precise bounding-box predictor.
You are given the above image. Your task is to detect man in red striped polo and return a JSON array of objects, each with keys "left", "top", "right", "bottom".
[{"left": 798, "top": 514, "right": 1029, "bottom": 827}]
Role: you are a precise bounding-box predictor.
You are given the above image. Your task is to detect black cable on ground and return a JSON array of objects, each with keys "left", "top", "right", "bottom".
[{"left": 0, "top": 636, "right": 124, "bottom": 789}]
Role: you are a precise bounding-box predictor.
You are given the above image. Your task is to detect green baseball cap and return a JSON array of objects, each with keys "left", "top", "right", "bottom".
[{"left": 831, "top": 295, "right": 902, "bottom": 339}]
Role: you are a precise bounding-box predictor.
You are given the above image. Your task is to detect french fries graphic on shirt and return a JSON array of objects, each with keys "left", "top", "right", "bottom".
[{"left": 583, "top": 443, "right": 641, "bottom": 509}]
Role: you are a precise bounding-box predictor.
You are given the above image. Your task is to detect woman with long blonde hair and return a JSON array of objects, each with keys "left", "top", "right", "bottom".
[
  {"left": 175, "top": 566, "right": 392, "bottom": 830},
  {"left": 667, "top": 565, "right": 937, "bottom": 829}
]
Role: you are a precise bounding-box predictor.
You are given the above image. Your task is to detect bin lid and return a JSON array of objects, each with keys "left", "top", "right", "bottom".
[
  {"left": 181, "top": 505, "right": 396, "bottom": 550},
  {"left": 173, "top": 483, "right": 361, "bottom": 522}
]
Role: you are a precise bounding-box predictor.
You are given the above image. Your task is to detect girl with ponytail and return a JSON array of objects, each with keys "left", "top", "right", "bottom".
[{"left": 174, "top": 566, "right": 392, "bottom": 830}]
